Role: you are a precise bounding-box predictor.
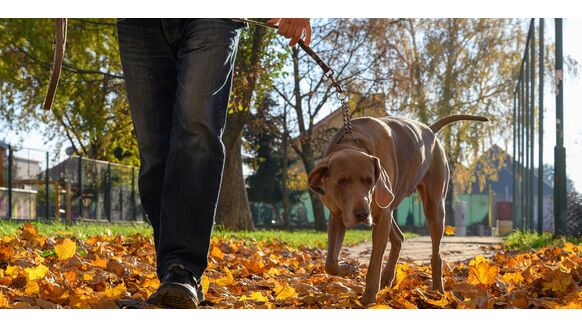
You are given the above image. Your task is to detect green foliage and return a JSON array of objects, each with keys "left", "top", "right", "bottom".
[
  {"left": 504, "top": 230, "right": 581, "bottom": 251},
  {"left": 0, "top": 19, "right": 138, "bottom": 165}
]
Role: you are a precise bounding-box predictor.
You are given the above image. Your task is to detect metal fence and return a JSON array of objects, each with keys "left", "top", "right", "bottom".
[
  {"left": 0, "top": 144, "right": 144, "bottom": 222},
  {"left": 512, "top": 18, "right": 567, "bottom": 235}
]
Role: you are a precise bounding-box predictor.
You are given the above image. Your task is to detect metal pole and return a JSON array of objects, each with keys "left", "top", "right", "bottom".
[
  {"left": 521, "top": 69, "right": 526, "bottom": 231},
  {"left": 554, "top": 18, "right": 567, "bottom": 236},
  {"left": 78, "top": 156, "right": 83, "bottom": 222},
  {"left": 529, "top": 22, "right": 535, "bottom": 232},
  {"left": 107, "top": 162, "right": 112, "bottom": 222},
  {"left": 512, "top": 92, "right": 517, "bottom": 230},
  {"left": 7, "top": 144, "right": 13, "bottom": 220},
  {"left": 538, "top": 19, "right": 545, "bottom": 234},
  {"left": 523, "top": 50, "right": 531, "bottom": 230},
  {"left": 131, "top": 167, "right": 136, "bottom": 221},
  {"left": 45, "top": 151, "right": 50, "bottom": 220}
]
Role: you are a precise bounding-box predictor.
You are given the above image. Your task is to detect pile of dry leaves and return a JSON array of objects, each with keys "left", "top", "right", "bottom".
[{"left": 0, "top": 224, "right": 580, "bottom": 309}]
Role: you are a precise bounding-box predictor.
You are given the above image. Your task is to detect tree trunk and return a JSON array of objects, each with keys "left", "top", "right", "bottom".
[{"left": 216, "top": 136, "right": 255, "bottom": 230}]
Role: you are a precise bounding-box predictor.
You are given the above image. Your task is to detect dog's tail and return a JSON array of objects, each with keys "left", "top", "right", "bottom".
[{"left": 429, "top": 114, "right": 490, "bottom": 133}]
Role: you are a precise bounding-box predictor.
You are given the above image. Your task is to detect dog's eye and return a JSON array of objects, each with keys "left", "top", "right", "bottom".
[
  {"left": 363, "top": 178, "right": 373, "bottom": 186},
  {"left": 337, "top": 177, "right": 350, "bottom": 186}
]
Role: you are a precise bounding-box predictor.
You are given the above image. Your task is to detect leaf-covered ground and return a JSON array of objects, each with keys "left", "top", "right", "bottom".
[{"left": 0, "top": 224, "right": 580, "bottom": 309}]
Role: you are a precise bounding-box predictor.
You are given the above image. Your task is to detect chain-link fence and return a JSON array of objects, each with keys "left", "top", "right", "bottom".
[{"left": 0, "top": 143, "right": 144, "bottom": 222}]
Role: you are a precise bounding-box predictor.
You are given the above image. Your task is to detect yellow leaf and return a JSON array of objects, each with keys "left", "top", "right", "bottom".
[
  {"left": 83, "top": 273, "right": 94, "bottom": 281},
  {"left": 369, "top": 304, "right": 391, "bottom": 309},
  {"left": 25, "top": 264, "right": 49, "bottom": 280},
  {"left": 25, "top": 280, "right": 40, "bottom": 295},
  {"left": 201, "top": 275, "right": 210, "bottom": 295},
  {"left": 501, "top": 272, "right": 524, "bottom": 285},
  {"left": 104, "top": 283, "right": 126, "bottom": 298},
  {"left": 562, "top": 242, "right": 579, "bottom": 254},
  {"left": 214, "top": 267, "right": 234, "bottom": 287},
  {"left": 274, "top": 285, "right": 297, "bottom": 300},
  {"left": 54, "top": 238, "right": 76, "bottom": 260},
  {"left": 392, "top": 263, "right": 409, "bottom": 289},
  {"left": 239, "top": 291, "right": 269, "bottom": 303},
  {"left": 0, "top": 291, "right": 9, "bottom": 308},
  {"left": 5, "top": 265, "right": 19, "bottom": 277},
  {"left": 210, "top": 246, "right": 224, "bottom": 260},
  {"left": 444, "top": 225, "right": 455, "bottom": 236},
  {"left": 267, "top": 267, "right": 280, "bottom": 276},
  {"left": 468, "top": 256, "right": 498, "bottom": 286}
]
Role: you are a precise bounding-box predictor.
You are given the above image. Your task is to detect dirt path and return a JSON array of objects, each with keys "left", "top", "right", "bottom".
[{"left": 342, "top": 236, "right": 503, "bottom": 266}]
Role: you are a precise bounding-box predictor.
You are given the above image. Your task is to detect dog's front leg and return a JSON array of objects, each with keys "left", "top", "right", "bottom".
[
  {"left": 325, "top": 214, "right": 355, "bottom": 276},
  {"left": 361, "top": 211, "right": 391, "bottom": 305}
]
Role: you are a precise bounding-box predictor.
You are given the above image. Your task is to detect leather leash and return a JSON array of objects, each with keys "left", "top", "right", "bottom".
[
  {"left": 43, "top": 18, "right": 67, "bottom": 111},
  {"left": 231, "top": 18, "right": 357, "bottom": 144}
]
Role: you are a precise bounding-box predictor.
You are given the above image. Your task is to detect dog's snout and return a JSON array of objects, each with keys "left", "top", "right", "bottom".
[{"left": 353, "top": 208, "right": 370, "bottom": 221}]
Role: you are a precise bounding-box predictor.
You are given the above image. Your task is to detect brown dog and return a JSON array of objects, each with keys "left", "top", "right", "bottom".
[{"left": 308, "top": 114, "right": 489, "bottom": 304}]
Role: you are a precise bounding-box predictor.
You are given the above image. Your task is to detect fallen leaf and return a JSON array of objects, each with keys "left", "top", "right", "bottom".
[
  {"left": 210, "top": 246, "right": 225, "bottom": 260},
  {"left": 24, "top": 264, "right": 49, "bottom": 281},
  {"left": 444, "top": 226, "right": 456, "bottom": 236},
  {"left": 239, "top": 291, "right": 269, "bottom": 303},
  {"left": 274, "top": 285, "right": 297, "bottom": 300},
  {"left": 0, "top": 291, "right": 9, "bottom": 308},
  {"left": 54, "top": 238, "right": 77, "bottom": 260},
  {"left": 214, "top": 267, "right": 234, "bottom": 287},
  {"left": 468, "top": 256, "right": 498, "bottom": 286}
]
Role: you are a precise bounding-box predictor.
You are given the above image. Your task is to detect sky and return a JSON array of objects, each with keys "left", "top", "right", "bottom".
[{"left": 2, "top": 18, "right": 582, "bottom": 191}]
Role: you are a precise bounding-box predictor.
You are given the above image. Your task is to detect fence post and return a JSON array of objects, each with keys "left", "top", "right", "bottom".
[
  {"left": 45, "top": 151, "right": 50, "bottom": 220},
  {"left": 554, "top": 18, "right": 567, "bottom": 236},
  {"left": 7, "top": 144, "right": 13, "bottom": 220},
  {"left": 107, "top": 162, "right": 112, "bottom": 222},
  {"left": 78, "top": 156, "right": 83, "bottom": 222},
  {"left": 131, "top": 167, "right": 136, "bottom": 221},
  {"left": 529, "top": 21, "right": 536, "bottom": 232},
  {"left": 538, "top": 19, "right": 545, "bottom": 234}
]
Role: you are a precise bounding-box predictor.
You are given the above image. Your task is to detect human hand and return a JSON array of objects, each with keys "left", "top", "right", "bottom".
[{"left": 266, "top": 18, "right": 312, "bottom": 47}]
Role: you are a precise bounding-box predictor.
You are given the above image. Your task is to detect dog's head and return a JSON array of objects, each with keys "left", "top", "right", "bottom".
[{"left": 308, "top": 149, "right": 394, "bottom": 228}]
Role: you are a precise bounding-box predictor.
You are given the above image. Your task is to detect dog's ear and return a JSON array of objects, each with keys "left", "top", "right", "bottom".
[
  {"left": 308, "top": 159, "right": 328, "bottom": 195},
  {"left": 372, "top": 156, "right": 394, "bottom": 209}
]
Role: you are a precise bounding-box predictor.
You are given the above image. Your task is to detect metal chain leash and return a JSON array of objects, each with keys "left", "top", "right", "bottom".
[{"left": 231, "top": 18, "right": 357, "bottom": 144}]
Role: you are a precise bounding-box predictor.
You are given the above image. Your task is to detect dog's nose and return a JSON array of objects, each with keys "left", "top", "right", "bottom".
[{"left": 353, "top": 208, "right": 370, "bottom": 221}]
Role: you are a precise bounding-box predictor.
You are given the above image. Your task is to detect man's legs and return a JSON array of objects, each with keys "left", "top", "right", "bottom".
[{"left": 118, "top": 19, "right": 242, "bottom": 283}]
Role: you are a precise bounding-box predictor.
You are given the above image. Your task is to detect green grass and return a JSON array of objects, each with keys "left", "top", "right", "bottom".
[
  {"left": 213, "top": 225, "right": 419, "bottom": 248},
  {"left": 0, "top": 220, "right": 153, "bottom": 239},
  {"left": 0, "top": 220, "right": 419, "bottom": 248},
  {"left": 504, "top": 230, "right": 581, "bottom": 251}
]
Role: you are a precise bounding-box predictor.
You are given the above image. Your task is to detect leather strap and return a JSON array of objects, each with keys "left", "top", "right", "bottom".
[{"left": 43, "top": 18, "right": 67, "bottom": 111}]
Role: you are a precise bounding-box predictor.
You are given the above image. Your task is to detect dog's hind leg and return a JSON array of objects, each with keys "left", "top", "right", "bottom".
[
  {"left": 417, "top": 174, "right": 447, "bottom": 293},
  {"left": 380, "top": 216, "right": 404, "bottom": 289}
]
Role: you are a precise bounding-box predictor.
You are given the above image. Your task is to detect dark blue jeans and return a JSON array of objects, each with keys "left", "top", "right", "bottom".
[{"left": 117, "top": 19, "right": 243, "bottom": 280}]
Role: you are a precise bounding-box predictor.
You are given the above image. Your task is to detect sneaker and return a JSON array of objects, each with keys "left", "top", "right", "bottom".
[{"left": 147, "top": 264, "right": 204, "bottom": 309}]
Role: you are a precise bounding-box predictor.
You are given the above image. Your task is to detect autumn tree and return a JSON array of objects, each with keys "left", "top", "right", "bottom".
[
  {"left": 0, "top": 19, "right": 137, "bottom": 165},
  {"left": 384, "top": 19, "right": 526, "bottom": 224},
  {"left": 215, "top": 22, "right": 286, "bottom": 230},
  {"left": 273, "top": 19, "right": 405, "bottom": 231}
]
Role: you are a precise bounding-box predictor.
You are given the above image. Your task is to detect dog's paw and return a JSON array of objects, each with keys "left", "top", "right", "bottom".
[{"left": 337, "top": 261, "right": 358, "bottom": 276}]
